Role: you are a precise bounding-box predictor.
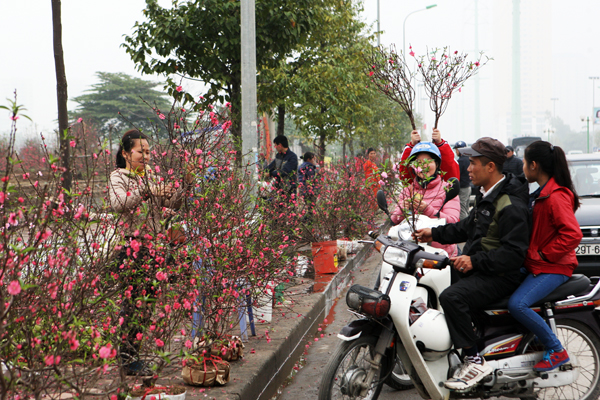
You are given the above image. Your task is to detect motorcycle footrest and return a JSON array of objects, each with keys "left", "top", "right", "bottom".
[{"left": 560, "top": 363, "right": 573, "bottom": 371}]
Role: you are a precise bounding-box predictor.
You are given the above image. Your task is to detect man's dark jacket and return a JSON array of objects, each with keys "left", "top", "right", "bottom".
[
  {"left": 503, "top": 156, "right": 524, "bottom": 177},
  {"left": 432, "top": 173, "right": 530, "bottom": 279},
  {"left": 267, "top": 149, "right": 298, "bottom": 194},
  {"left": 457, "top": 155, "right": 471, "bottom": 188}
]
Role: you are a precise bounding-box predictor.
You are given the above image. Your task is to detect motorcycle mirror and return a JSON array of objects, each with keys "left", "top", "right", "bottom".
[
  {"left": 376, "top": 190, "right": 389, "bottom": 215},
  {"left": 444, "top": 177, "right": 460, "bottom": 203},
  {"left": 435, "top": 177, "right": 460, "bottom": 218}
]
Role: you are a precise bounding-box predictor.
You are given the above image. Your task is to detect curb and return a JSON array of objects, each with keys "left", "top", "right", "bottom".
[
  {"left": 228, "top": 240, "right": 376, "bottom": 400},
  {"left": 254, "top": 242, "right": 375, "bottom": 400}
]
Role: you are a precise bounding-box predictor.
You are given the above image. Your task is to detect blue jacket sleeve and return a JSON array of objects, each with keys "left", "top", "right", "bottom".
[
  {"left": 280, "top": 153, "right": 298, "bottom": 176},
  {"left": 274, "top": 153, "right": 298, "bottom": 176}
]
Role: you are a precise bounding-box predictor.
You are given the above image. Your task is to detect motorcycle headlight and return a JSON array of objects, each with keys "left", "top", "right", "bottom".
[{"left": 382, "top": 246, "right": 409, "bottom": 267}]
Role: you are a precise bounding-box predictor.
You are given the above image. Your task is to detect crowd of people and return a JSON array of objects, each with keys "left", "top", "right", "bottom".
[{"left": 107, "top": 128, "right": 580, "bottom": 386}]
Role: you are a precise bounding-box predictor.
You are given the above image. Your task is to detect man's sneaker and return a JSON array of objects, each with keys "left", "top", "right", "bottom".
[
  {"left": 534, "top": 349, "right": 570, "bottom": 372},
  {"left": 124, "top": 360, "right": 154, "bottom": 377},
  {"left": 444, "top": 357, "right": 493, "bottom": 390}
]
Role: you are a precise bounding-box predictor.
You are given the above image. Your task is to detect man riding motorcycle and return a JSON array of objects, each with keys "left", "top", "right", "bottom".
[{"left": 415, "top": 137, "right": 531, "bottom": 390}]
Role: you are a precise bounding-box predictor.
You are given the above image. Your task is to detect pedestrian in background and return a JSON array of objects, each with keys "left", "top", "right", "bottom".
[
  {"left": 298, "top": 152, "right": 319, "bottom": 204},
  {"left": 363, "top": 148, "right": 380, "bottom": 199},
  {"left": 503, "top": 145, "right": 524, "bottom": 177},
  {"left": 265, "top": 135, "right": 298, "bottom": 199},
  {"left": 354, "top": 152, "right": 365, "bottom": 176},
  {"left": 454, "top": 141, "right": 472, "bottom": 220}
]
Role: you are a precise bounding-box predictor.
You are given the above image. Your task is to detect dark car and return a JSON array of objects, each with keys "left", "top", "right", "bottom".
[
  {"left": 569, "top": 153, "right": 600, "bottom": 277},
  {"left": 512, "top": 136, "right": 542, "bottom": 158}
]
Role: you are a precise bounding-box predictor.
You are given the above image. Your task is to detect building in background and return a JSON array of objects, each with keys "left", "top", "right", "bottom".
[{"left": 492, "top": 0, "right": 552, "bottom": 144}]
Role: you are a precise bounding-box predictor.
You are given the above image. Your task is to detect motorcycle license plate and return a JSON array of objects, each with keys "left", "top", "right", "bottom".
[{"left": 576, "top": 244, "right": 600, "bottom": 255}]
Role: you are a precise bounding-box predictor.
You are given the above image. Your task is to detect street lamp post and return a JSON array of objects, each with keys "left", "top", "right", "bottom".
[
  {"left": 587, "top": 117, "right": 590, "bottom": 153},
  {"left": 241, "top": 0, "right": 257, "bottom": 170},
  {"left": 590, "top": 77, "right": 600, "bottom": 112},
  {"left": 403, "top": 4, "right": 437, "bottom": 57}
]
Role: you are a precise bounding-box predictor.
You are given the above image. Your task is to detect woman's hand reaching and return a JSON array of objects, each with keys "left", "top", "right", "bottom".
[{"left": 151, "top": 183, "right": 176, "bottom": 198}]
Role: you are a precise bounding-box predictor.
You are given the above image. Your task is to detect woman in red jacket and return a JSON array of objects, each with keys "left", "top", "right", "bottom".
[
  {"left": 507, "top": 141, "right": 582, "bottom": 372},
  {"left": 398, "top": 129, "right": 460, "bottom": 182}
]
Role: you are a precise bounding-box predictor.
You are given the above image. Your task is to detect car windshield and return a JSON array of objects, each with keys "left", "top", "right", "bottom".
[{"left": 569, "top": 160, "right": 600, "bottom": 196}]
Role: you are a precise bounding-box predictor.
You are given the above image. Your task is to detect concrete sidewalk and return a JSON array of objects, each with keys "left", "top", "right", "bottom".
[{"left": 158, "top": 241, "right": 375, "bottom": 400}]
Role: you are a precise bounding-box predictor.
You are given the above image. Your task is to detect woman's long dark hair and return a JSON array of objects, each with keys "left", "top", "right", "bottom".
[
  {"left": 524, "top": 141, "right": 580, "bottom": 211},
  {"left": 116, "top": 129, "right": 149, "bottom": 168},
  {"left": 302, "top": 152, "right": 315, "bottom": 162}
]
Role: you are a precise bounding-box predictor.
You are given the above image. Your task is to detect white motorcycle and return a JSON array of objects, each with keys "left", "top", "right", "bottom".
[
  {"left": 318, "top": 190, "right": 600, "bottom": 400},
  {"left": 379, "top": 192, "right": 454, "bottom": 392}
]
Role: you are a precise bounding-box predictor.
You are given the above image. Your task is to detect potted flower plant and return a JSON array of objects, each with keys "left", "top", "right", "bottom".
[
  {"left": 299, "top": 160, "right": 377, "bottom": 274},
  {"left": 127, "top": 385, "right": 187, "bottom": 400}
]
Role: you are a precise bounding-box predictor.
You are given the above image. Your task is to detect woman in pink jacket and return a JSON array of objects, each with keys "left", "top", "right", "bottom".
[{"left": 391, "top": 142, "right": 461, "bottom": 257}]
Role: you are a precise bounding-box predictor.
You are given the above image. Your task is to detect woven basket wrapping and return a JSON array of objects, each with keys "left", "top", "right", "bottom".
[{"left": 182, "top": 356, "right": 230, "bottom": 387}]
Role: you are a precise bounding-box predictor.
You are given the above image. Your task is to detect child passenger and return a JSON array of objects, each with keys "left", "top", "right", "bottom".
[{"left": 507, "top": 141, "right": 582, "bottom": 371}]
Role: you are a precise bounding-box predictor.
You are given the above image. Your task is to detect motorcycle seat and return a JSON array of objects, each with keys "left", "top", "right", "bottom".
[{"left": 484, "top": 274, "right": 591, "bottom": 310}]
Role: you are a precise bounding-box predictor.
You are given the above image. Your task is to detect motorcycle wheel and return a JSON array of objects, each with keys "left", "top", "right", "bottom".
[
  {"left": 522, "top": 319, "right": 600, "bottom": 400},
  {"left": 384, "top": 355, "right": 414, "bottom": 391},
  {"left": 318, "top": 335, "right": 390, "bottom": 400}
]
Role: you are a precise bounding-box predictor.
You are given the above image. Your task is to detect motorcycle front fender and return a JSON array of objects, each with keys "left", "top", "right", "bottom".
[
  {"left": 337, "top": 318, "right": 382, "bottom": 341},
  {"left": 388, "top": 274, "right": 451, "bottom": 400}
]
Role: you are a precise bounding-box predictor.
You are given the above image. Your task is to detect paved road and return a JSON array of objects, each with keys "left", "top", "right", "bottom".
[
  {"left": 275, "top": 250, "right": 511, "bottom": 400},
  {"left": 276, "top": 251, "right": 427, "bottom": 399},
  {"left": 276, "top": 250, "right": 381, "bottom": 399}
]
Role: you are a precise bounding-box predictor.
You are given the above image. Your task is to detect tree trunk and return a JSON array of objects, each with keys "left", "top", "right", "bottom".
[
  {"left": 349, "top": 140, "right": 355, "bottom": 159},
  {"left": 276, "top": 104, "right": 285, "bottom": 136},
  {"left": 342, "top": 140, "right": 346, "bottom": 161},
  {"left": 318, "top": 129, "right": 326, "bottom": 158},
  {"left": 108, "top": 124, "right": 114, "bottom": 158},
  {"left": 52, "top": 0, "right": 71, "bottom": 191},
  {"left": 317, "top": 105, "right": 328, "bottom": 158}
]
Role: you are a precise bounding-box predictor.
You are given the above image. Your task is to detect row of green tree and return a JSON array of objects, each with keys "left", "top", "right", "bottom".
[{"left": 70, "top": 0, "right": 412, "bottom": 158}]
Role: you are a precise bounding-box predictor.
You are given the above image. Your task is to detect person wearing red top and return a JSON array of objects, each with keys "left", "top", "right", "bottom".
[
  {"left": 508, "top": 141, "right": 582, "bottom": 373},
  {"left": 390, "top": 142, "right": 461, "bottom": 257},
  {"left": 363, "top": 148, "right": 380, "bottom": 198},
  {"left": 399, "top": 129, "right": 460, "bottom": 182}
]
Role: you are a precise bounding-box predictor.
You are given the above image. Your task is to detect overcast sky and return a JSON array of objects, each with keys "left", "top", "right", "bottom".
[{"left": 1, "top": 0, "right": 599, "bottom": 148}]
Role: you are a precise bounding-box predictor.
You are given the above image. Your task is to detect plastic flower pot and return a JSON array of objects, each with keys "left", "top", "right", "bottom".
[
  {"left": 127, "top": 385, "right": 186, "bottom": 400},
  {"left": 311, "top": 241, "right": 338, "bottom": 274}
]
